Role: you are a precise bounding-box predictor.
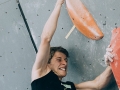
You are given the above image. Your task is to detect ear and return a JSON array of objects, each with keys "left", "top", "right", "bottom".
[{"left": 47, "top": 63, "right": 51, "bottom": 68}]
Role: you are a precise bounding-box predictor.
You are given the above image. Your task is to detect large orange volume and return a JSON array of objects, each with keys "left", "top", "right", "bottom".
[
  {"left": 110, "top": 28, "right": 120, "bottom": 89},
  {"left": 66, "top": 0, "right": 104, "bottom": 40}
]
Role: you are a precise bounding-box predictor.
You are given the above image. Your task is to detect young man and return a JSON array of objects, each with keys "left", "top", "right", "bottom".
[{"left": 31, "top": 0, "right": 114, "bottom": 90}]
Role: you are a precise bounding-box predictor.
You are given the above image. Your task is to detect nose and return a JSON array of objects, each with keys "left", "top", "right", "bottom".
[{"left": 61, "top": 59, "right": 67, "bottom": 65}]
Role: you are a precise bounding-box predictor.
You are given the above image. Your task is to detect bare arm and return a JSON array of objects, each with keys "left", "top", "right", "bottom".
[
  {"left": 75, "top": 66, "right": 112, "bottom": 90},
  {"left": 32, "top": 0, "right": 64, "bottom": 81},
  {"left": 94, "top": 66, "right": 112, "bottom": 89}
]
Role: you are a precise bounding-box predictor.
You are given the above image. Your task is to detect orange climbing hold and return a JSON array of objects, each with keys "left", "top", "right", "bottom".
[
  {"left": 66, "top": 0, "right": 104, "bottom": 40},
  {"left": 110, "top": 28, "right": 120, "bottom": 89}
]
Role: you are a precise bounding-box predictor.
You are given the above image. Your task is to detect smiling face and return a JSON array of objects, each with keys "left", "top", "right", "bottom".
[{"left": 48, "top": 51, "right": 68, "bottom": 80}]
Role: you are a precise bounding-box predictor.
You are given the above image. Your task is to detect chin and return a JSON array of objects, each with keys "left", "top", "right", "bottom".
[
  {"left": 54, "top": 70, "right": 67, "bottom": 78},
  {"left": 57, "top": 72, "right": 67, "bottom": 80},
  {"left": 60, "top": 73, "right": 67, "bottom": 77}
]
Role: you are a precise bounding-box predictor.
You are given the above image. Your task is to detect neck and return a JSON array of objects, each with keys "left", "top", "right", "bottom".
[{"left": 59, "top": 77, "right": 62, "bottom": 81}]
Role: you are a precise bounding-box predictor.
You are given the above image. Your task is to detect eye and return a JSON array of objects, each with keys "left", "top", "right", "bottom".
[
  {"left": 65, "top": 58, "right": 68, "bottom": 62},
  {"left": 57, "top": 59, "right": 61, "bottom": 62}
]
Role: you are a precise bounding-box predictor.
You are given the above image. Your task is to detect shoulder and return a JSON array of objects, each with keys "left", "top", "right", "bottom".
[
  {"left": 31, "top": 70, "right": 61, "bottom": 90},
  {"left": 31, "top": 66, "right": 51, "bottom": 82}
]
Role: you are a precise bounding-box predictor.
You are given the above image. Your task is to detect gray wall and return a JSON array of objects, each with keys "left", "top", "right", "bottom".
[
  {"left": 0, "top": 0, "right": 36, "bottom": 90},
  {"left": 0, "top": 0, "right": 120, "bottom": 90}
]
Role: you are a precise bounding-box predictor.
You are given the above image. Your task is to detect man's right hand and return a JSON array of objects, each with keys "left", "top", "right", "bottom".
[
  {"left": 56, "top": 0, "right": 65, "bottom": 5},
  {"left": 104, "top": 45, "right": 114, "bottom": 66}
]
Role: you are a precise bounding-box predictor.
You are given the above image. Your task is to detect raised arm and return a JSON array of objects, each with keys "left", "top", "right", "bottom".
[
  {"left": 31, "top": 0, "right": 64, "bottom": 81},
  {"left": 75, "top": 66, "right": 112, "bottom": 90}
]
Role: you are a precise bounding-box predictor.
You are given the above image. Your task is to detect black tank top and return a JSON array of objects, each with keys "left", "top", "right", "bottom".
[{"left": 31, "top": 71, "right": 76, "bottom": 90}]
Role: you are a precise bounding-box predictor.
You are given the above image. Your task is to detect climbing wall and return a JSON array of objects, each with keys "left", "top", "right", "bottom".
[
  {"left": 0, "top": 0, "right": 120, "bottom": 90},
  {"left": 0, "top": 0, "right": 36, "bottom": 90}
]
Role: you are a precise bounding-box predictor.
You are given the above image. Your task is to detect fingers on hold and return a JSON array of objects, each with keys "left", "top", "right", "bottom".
[
  {"left": 104, "top": 55, "right": 108, "bottom": 62},
  {"left": 106, "top": 52, "right": 114, "bottom": 58},
  {"left": 104, "top": 54, "right": 108, "bottom": 60},
  {"left": 106, "top": 48, "right": 113, "bottom": 52},
  {"left": 104, "top": 52, "right": 112, "bottom": 66},
  {"left": 108, "top": 56, "right": 113, "bottom": 62}
]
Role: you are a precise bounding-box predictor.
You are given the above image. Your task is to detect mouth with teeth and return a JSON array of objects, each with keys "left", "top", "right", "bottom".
[{"left": 59, "top": 67, "right": 66, "bottom": 71}]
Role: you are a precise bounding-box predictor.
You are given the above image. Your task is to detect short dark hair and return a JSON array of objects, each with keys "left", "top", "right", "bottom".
[{"left": 48, "top": 46, "right": 69, "bottom": 63}]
